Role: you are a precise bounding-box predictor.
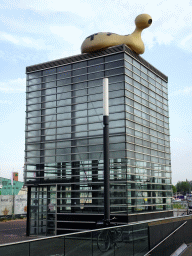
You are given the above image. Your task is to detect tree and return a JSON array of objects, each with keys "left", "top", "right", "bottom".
[
  {"left": 172, "top": 185, "right": 177, "bottom": 194},
  {"left": 176, "top": 181, "right": 191, "bottom": 195}
]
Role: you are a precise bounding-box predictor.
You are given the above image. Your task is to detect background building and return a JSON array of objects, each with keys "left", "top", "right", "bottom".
[
  {"left": 25, "top": 44, "right": 172, "bottom": 236},
  {"left": 0, "top": 176, "right": 24, "bottom": 195}
]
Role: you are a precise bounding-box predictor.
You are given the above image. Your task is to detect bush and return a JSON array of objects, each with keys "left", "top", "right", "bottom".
[
  {"left": 173, "top": 203, "right": 185, "bottom": 209},
  {"left": 0, "top": 218, "right": 6, "bottom": 222}
]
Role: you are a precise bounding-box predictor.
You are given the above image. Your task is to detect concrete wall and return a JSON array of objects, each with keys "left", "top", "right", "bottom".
[{"left": 148, "top": 215, "right": 192, "bottom": 256}]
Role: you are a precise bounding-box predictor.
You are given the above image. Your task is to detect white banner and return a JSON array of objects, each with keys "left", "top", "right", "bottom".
[
  {"left": 0, "top": 195, "right": 13, "bottom": 215},
  {"left": 0, "top": 195, "right": 27, "bottom": 215},
  {"left": 14, "top": 195, "right": 27, "bottom": 214}
]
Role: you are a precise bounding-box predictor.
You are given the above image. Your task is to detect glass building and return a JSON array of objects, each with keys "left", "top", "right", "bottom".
[{"left": 25, "top": 44, "right": 172, "bottom": 236}]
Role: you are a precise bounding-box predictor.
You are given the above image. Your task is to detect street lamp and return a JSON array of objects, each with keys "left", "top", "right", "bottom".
[{"left": 103, "top": 78, "right": 110, "bottom": 226}]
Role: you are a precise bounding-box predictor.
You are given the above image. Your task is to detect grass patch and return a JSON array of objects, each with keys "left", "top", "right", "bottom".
[{"left": 0, "top": 216, "right": 26, "bottom": 222}]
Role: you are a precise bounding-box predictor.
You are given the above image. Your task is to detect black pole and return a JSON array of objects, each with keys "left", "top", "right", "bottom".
[
  {"left": 103, "top": 77, "right": 110, "bottom": 226},
  {"left": 103, "top": 115, "right": 110, "bottom": 225},
  {"left": 26, "top": 186, "right": 31, "bottom": 236}
]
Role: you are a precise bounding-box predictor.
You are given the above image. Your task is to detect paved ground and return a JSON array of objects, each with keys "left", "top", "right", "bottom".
[
  {"left": 173, "top": 209, "right": 188, "bottom": 217},
  {"left": 180, "top": 243, "right": 192, "bottom": 256},
  {"left": 0, "top": 219, "right": 34, "bottom": 245}
]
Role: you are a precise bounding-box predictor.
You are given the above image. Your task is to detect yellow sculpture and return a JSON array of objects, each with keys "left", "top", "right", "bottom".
[{"left": 81, "top": 14, "right": 152, "bottom": 55}]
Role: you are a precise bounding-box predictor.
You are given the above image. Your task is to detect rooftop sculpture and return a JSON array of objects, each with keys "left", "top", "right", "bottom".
[{"left": 81, "top": 14, "right": 152, "bottom": 55}]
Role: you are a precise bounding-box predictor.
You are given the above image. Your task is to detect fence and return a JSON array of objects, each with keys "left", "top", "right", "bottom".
[
  {"left": 0, "top": 215, "right": 192, "bottom": 256},
  {"left": 0, "top": 222, "right": 148, "bottom": 256}
]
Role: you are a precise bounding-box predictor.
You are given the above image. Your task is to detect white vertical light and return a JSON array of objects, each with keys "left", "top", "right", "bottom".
[{"left": 103, "top": 78, "right": 109, "bottom": 116}]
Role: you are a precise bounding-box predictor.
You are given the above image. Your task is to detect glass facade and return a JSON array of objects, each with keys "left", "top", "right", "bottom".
[{"left": 25, "top": 45, "right": 172, "bottom": 235}]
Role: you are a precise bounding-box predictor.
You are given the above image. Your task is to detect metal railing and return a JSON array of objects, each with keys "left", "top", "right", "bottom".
[
  {"left": 0, "top": 215, "right": 191, "bottom": 256},
  {"left": 0, "top": 220, "right": 149, "bottom": 256}
]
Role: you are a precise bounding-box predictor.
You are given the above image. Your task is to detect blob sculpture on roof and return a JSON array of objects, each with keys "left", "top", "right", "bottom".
[{"left": 81, "top": 14, "right": 152, "bottom": 55}]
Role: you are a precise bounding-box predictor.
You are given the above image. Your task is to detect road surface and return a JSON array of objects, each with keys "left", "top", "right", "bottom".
[{"left": 0, "top": 219, "right": 33, "bottom": 245}]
